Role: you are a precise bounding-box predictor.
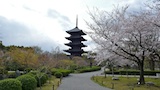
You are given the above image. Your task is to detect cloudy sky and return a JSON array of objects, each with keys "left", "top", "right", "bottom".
[{"left": 0, "top": 0, "right": 148, "bottom": 52}]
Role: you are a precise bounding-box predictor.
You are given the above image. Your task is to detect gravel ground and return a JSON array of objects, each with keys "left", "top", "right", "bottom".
[{"left": 57, "top": 69, "right": 111, "bottom": 90}]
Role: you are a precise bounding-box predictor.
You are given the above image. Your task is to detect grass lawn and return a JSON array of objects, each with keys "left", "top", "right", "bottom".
[
  {"left": 91, "top": 76, "right": 160, "bottom": 90},
  {"left": 36, "top": 76, "right": 60, "bottom": 90}
]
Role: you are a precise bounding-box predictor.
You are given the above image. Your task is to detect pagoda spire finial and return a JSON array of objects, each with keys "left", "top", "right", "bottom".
[{"left": 76, "top": 15, "right": 78, "bottom": 28}]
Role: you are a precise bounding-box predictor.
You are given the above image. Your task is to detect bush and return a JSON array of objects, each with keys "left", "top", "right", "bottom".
[
  {"left": 54, "top": 71, "right": 63, "bottom": 78},
  {"left": 104, "top": 71, "right": 120, "bottom": 75},
  {"left": 36, "top": 73, "right": 48, "bottom": 87},
  {"left": 60, "top": 69, "right": 71, "bottom": 77},
  {"left": 143, "top": 71, "right": 160, "bottom": 76},
  {"left": 0, "top": 79, "right": 22, "bottom": 90},
  {"left": 8, "top": 71, "right": 16, "bottom": 78},
  {"left": 28, "top": 71, "right": 37, "bottom": 75},
  {"left": 105, "top": 70, "right": 160, "bottom": 76},
  {"left": 0, "top": 67, "right": 8, "bottom": 80},
  {"left": 77, "top": 66, "right": 101, "bottom": 73},
  {"left": 17, "top": 75, "right": 37, "bottom": 90},
  {"left": 24, "top": 68, "right": 33, "bottom": 73},
  {"left": 51, "top": 68, "right": 71, "bottom": 77},
  {"left": 69, "top": 64, "right": 78, "bottom": 71},
  {"left": 0, "top": 67, "right": 8, "bottom": 74},
  {"left": 28, "top": 71, "right": 48, "bottom": 87}
]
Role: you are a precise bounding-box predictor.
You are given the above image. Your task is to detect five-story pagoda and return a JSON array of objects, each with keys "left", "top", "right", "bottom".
[{"left": 64, "top": 18, "right": 87, "bottom": 56}]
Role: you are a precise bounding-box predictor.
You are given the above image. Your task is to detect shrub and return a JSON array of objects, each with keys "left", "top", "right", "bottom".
[
  {"left": 0, "top": 79, "right": 22, "bottom": 90},
  {"left": 51, "top": 68, "right": 71, "bottom": 77},
  {"left": 60, "top": 69, "right": 72, "bottom": 77},
  {"left": 36, "top": 73, "right": 48, "bottom": 87},
  {"left": 0, "top": 67, "right": 8, "bottom": 74},
  {"left": 24, "top": 68, "right": 33, "bottom": 73},
  {"left": 0, "top": 67, "right": 8, "bottom": 79},
  {"left": 17, "top": 75, "right": 37, "bottom": 90},
  {"left": 105, "top": 70, "right": 160, "bottom": 76},
  {"left": 27, "top": 72, "right": 36, "bottom": 77},
  {"left": 77, "top": 66, "right": 101, "bottom": 73},
  {"left": 143, "top": 71, "right": 160, "bottom": 76},
  {"left": 28, "top": 71, "right": 48, "bottom": 87},
  {"left": 8, "top": 71, "right": 16, "bottom": 78},
  {"left": 28, "top": 71, "right": 38, "bottom": 75},
  {"left": 54, "top": 71, "right": 63, "bottom": 78},
  {"left": 104, "top": 71, "right": 120, "bottom": 75},
  {"left": 51, "top": 68, "right": 58, "bottom": 75},
  {"left": 69, "top": 64, "right": 77, "bottom": 71}
]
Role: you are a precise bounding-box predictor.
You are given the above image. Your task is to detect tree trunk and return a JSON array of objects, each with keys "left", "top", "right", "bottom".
[
  {"left": 138, "top": 61, "right": 145, "bottom": 85},
  {"left": 104, "top": 67, "right": 107, "bottom": 78},
  {"left": 90, "top": 62, "right": 92, "bottom": 68},
  {"left": 112, "top": 66, "right": 114, "bottom": 77}
]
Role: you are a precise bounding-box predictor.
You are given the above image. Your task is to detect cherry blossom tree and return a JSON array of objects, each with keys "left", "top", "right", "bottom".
[{"left": 86, "top": 4, "right": 160, "bottom": 84}]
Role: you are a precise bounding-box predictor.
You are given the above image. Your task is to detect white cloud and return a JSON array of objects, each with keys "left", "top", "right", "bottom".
[{"left": 0, "top": 0, "right": 149, "bottom": 51}]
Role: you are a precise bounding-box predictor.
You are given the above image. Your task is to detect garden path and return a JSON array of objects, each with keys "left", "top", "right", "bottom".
[{"left": 57, "top": 68, "right": 111, "bottom": 90}]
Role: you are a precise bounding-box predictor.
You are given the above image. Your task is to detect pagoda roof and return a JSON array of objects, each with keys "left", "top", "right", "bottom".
[
  {"left": 64, "top": 49, "right": 84, "bottom": 53},
  {"left": 64, "top": 50, "right": 87, "bottom": 54},
  {"left": 66, "top": 27, "right": 86, "bottom": 35},
  {"left": 65, "top": 43, "right": 87, "bottom": 47},
  {"left": 65, "top": 36, "right": 86, "bottom": 41}
]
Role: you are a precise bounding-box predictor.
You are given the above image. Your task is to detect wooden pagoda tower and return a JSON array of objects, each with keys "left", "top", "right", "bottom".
[{"left": 64, "top": 17, "right": 87, "bottom": 56}]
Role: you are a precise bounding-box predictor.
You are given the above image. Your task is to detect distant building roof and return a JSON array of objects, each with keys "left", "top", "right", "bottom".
[
  {"left": 66, "top": 27, "right": 86, "bottom": 35},
  {"left": 65, "top": 36, "right": 86, "bottom": 41}
]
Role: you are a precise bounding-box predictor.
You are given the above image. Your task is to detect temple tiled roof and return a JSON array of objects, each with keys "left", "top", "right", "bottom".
[
  {"left": 65, "top": 42, "right": 87, "bottom": 47},
  {"left": 66, "top": 27, "right": 86, "bottom": 35},
  {"left": 65, "top": 36, "right": 86, "bottom": 41}
]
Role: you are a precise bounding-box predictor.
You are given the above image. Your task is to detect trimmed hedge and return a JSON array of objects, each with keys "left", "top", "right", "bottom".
[
  {"left": 77, "top": 66, "right": 101, "bottom": 73},
  {"left": 104, "top": 71, "right": 119, "bottom": 75},
  {"left": 51, "top": 68, "right": 71, "bottom": 77},
  {"left": 8, "top": 71, "right": 16, "bottom": 78},
  {"left": 0, "top": 79, "right": 22, "bottom": 90},
  {"left": 105, "top": 70, "right": 160, "bottom": 76},
  {"left": 16, "top": 75, "right": 37, "bottom": 90},
  {"left": 54, "top": 71, "right": 63, "bottom": 78}
]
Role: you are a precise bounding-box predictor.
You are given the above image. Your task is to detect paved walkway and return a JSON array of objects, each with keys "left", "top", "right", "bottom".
[{"left": 57, "top": 69, "right": 111, "bottom": 90}]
